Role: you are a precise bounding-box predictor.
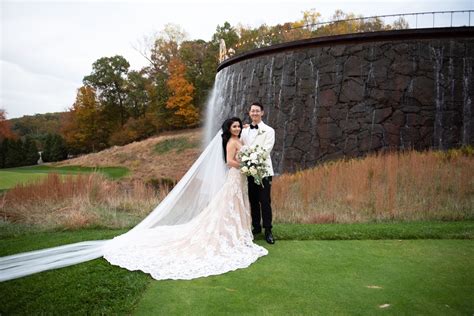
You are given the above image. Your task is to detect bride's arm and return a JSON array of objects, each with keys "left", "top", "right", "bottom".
[{"left": 226, "top": 142, "right": 240, "bottom": 168}]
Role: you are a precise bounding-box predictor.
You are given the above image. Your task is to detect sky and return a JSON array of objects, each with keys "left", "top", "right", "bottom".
[{"left": 1, "top": 0, "right": 473, "bottom": 119}]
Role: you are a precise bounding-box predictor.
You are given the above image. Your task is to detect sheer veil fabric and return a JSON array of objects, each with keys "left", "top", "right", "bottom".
[{"left": 0, "top": 131, "right": 267, "bottom": 282}]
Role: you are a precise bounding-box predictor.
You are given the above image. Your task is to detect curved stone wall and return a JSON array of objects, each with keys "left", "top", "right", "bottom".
[{"left": 210, "top": 28, "right": 474, "bottom": 174}]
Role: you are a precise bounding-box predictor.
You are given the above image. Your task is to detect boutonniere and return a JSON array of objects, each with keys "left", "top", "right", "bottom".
[{"left": 257, "top": 129, "right": 266, "bottom": 136}]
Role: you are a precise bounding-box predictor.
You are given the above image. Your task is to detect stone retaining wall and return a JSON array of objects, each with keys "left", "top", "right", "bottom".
[{"left": 210, "top": 28, "right": 474, "bottom": 173}]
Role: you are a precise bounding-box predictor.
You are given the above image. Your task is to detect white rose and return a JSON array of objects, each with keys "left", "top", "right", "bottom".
[
  {"left": 249, "top": 167, "right": 257, "bottom": 175},
  {"left": 241, "top": 166, "right": 249, "bottom": 173},
  {"left": 250, "top": 153, "right": 258, "bottom": 160}
]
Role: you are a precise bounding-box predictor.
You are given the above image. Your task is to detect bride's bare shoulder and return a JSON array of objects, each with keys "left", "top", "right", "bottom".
[{"left": 227, "top": 138, "right": 242, "bottom": 149}]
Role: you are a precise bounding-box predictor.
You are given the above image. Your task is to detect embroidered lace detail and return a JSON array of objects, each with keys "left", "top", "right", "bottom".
[{"left": 103, "top": 168, "right": 268, "bottom": 280}]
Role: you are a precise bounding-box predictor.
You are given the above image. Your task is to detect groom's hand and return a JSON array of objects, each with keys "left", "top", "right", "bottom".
[{"left": 243, "top": 123, "right": 250, "bottom": 128}]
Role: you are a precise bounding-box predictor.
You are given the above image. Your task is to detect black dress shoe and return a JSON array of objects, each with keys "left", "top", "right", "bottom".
[
  {"left": 252, "top": 228, "right": 262, "bottom": 235},
  {"left": 265, "top": 230, "right": 275, "bottom": 244}
]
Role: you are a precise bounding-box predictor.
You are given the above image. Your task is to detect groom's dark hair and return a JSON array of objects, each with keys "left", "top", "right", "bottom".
[{"left": 249, "top": 102, "right": 263, "bottom": 111}]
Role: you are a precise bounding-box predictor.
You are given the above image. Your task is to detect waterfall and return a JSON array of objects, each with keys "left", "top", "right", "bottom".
[
  {"left": 432, "top": 46, "right": 445, "bottom": 150},
  {"left": 463, "top": 57, "right": 472, "bottom": 146},
  {"left": 309, "top": 58, "right": 320, "bottom": 163},
  {"left": 203, "top": 68, "right": 229, "bottom": 145},
  {"left": 206, "top": 32, "right": 472, "bottom": 174}
]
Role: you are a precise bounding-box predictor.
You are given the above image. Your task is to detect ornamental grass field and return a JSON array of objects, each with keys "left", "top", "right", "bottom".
[
  {"left": 0, "top": 148, "right": 472, "bottom": 231},
  {"left": 273, "top": 147, "right": 474, "bottom": 224}
]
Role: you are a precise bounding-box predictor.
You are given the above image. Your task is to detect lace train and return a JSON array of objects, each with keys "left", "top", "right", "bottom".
[{"left": 103, "top": 168, "right": 268, "bottom": 280}]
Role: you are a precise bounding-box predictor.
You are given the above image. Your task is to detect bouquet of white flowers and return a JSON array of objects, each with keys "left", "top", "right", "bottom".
[{"left": 238, "top": 145, "right": 269, "bottom": 186}]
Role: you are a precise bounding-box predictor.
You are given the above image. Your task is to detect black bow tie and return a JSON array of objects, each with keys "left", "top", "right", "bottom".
[{"left": 250, "top": 124, "right": 259, "bottom": 130}]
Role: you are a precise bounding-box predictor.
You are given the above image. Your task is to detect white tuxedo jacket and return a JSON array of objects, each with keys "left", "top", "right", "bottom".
[{"left": 241, "top": 121, "right": 275, "bottom": 177}]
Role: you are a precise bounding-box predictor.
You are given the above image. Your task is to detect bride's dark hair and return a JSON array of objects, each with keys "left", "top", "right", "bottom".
[{"left": 221, "top": 117, "right": 243, "bottom": 162}]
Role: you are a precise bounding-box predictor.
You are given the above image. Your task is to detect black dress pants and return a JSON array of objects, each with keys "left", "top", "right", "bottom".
[{"left": 247, "top": 176, "right": 272, "bottom": 231}]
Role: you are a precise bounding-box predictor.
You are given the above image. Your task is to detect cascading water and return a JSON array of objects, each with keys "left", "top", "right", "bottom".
[
  {"left": 463, "top": 57, "right": 472, "bottom": 146},
  {"left": 309, "top": 58, "right": 320, "bottom": 163},
  {"left": 208, "top": 30, "right": 473, "bottom": 173},
  {"left": 432, "top": 46, "right": 445, "bottom": 150},
  {"left": 203, "top": 68, "right": 229, "bottom": 145}
]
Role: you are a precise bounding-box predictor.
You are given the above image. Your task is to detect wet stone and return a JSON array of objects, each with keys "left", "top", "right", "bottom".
[{"left": 219, "top": 36, "right": 473, "bottom": 173}]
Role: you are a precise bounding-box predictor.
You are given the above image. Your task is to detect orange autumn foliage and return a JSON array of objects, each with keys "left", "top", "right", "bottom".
[
  {"left": 61, "top": 86, "right": 109, "bottom": 153},
  {"left": 166, "top": 58, "right": 199, "bottom": 128},
  {"left": 0, "top": 109, "right": 17, "bottom": 140}
]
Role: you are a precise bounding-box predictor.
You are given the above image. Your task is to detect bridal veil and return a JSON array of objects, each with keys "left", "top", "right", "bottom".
[{"left": 0, "top": 131, "right": 228, "bottom": 282}]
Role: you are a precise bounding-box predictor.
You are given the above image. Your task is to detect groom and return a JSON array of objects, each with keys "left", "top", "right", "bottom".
[{"left": 241, "top": 102, "right": 275, "bottom": 244}]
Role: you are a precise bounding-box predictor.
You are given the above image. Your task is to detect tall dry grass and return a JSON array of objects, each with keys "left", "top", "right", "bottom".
[
  {"left": 1, "top": 173, "right": 169, "bottom": 230},
  {"left": 272, "top": 148, "right": 474, "bottom": 223},
  {"left": 2, "top": 148, "right": 473, "bottom": 230}
]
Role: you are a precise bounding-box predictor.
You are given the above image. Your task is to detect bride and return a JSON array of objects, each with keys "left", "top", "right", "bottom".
[
  {"left": 104, "top": 117, "right": 267, "bottom": 280},
  {"left": 0, "top": 118, "right": 268, "bottom": 282}
]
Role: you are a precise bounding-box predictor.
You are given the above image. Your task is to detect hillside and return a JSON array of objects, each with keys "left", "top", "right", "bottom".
[
  {"left": 4, "top": 130, "right": 472, "bottom": 230},
  {"left": 56, "top": 128, "right": 203, "bottom": 183},
  {"left": 9, "top": 112, "right": 64, "bottom": 137}
]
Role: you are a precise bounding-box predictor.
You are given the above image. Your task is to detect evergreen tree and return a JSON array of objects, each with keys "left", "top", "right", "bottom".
[
  {"left": 4, "top": 139, "right": 23, "bottom": 168},
  {"left": 50, "top": 134, "right": 68, "bottom": 161},
  {"left": 42, "top": 134, "right": 67, "bottom": 162},
  {"left": 0, "top": 138, "right": 7, "bottom": 168},
  {"left": 42, "top": 134, "right": 53, "bottom": 162},
  {"left": 23, "top": 136, "right": 39, "bottom": 166}
]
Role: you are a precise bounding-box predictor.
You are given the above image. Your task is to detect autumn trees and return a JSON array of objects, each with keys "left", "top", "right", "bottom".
[
  {"left": 62, "top": 86, "right": 108, "bottom": 153},
  {"left": 166, "top": 58, "right": 199, "bottom": 127},
  {"left": 61, "top": 23, "right": 213, "bottom": 153},
  {"left": 1, "top": 9, "right": 411, "bottom": 167},
  {"left": 0, "top": 109, "right": 16, "bottom": 141},
  {"left": 232, "top": 9, "right": 408, "bottom": 54}
]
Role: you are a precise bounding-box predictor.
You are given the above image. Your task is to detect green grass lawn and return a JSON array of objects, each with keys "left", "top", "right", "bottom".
[
  {"left": 154, "top": 137, "right": 199, "bottom": 155},
  {"left": 0, "top": 165, "right": 129, "bottom": 190},
  {"left": 138, "top": 240, "right": 473, "bottom": 315},
  {"left": 0, "top": 222, "right": 473, "bottom": 315}
]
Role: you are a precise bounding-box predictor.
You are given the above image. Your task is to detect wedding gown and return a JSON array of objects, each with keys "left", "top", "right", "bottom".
[
  {"left": 103, "top": 166, "right": 268, "bottom": 280},
  {"left": 0, "top": 132, "right": 267, "bottom": 282}
]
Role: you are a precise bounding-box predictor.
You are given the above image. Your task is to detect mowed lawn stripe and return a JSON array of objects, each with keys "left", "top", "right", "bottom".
[
  {"left": 0, "top": 165, "right": 129, "bottom": 190},
  {"left": 0, "top": 171, "right": 47, "bottom": 190},
  {"left": 135, "top": 240, "right": 474, "bottom": 315}
]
